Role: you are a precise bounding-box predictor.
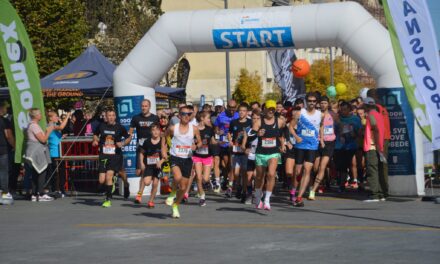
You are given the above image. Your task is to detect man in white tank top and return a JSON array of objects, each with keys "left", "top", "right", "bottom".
[{"left": 164, "top": 105, "right": 202, "bottom": 218}]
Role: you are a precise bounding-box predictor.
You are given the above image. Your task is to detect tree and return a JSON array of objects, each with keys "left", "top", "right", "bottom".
[
  {"left": 264, "top": 83, "right": 282, "bottom": 102},
  {"left": 85, "top": 0, "right": 162, "bottom": 64},
  {"left": 233, "top": 69, "right": 262, "bottom": 103},
  {"left": 305, "top": 57, "right": 369, "bottom": 100},
  {"left": 0, "top": 0, "right": 89, "bottom": 86}
]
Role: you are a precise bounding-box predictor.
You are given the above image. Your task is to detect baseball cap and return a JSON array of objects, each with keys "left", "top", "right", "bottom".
[
  {"left": 265, "top": 100, "right": 277, "bottom": 109},
  {"left": 214, "top": 98, "right": 224, "bottom": 107},
  {"left": 363, "top": 97, "right": 375, "bottom": 105}
]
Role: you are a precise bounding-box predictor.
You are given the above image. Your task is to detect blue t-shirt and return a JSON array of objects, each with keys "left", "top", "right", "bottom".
[
  {"left": 214, "top": 111, "right": 238, "bottom": 148},
  {"left": 295, "top": 109, "right": 321, "bottom": 151},
  {"left": 48, "top": 130, "right": 62, "bottom": 158},
  {"left": 335, "top": 115, "right": 362, "bottom": 150}
]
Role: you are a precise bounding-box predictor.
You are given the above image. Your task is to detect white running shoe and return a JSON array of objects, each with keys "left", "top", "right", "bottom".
[{"left": 39, "top": 194, "right": 54, "bottom": 202}]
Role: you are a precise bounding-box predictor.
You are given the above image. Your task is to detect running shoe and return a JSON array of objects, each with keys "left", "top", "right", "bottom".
[
  {"left": 134, "top": 193, "right": 142, "bottom": 204},
  {"left": 39, "top": 194, "right": 54, "bottom": 202},
  {"left": 308, "top": 191, "right": 316, "bottom": 201},
  {"left": 182, "top": 192, "right": 189, "bottom": 203},
  {"left": 350, "top": 182, "right": 359, "bottom": 189},
  {"left": 147, "top": 201, "right": 155, "bottom": 208},
  {"left": 289, "top": 190, "right": 296, "bottom": 202},
  {"left": 263, "top": 203, "right": 271, "bottom": 211},
  {"left": 363, "top": 198, "right": 380, "bottom": 203},
  {"left": 199, "top": 199, "right": 206, "bottom": 207},
  {"left": 213, "top": 185, "right": 221, "bottom": 193},
  {"left": 225, "top": 187, "right": 232, "bottom": 198},
  {"left": 102, "top": 199, "right": 112, "bottom": 208},
  {"left": 256, "top": 200, "right": 264, "bottom": 210},
  {"left": 245, "top": 195, "right": 252, "bottom": 205},
  {"left": 165, "top": 196, "right": 175, "bottom": 206},
  {"left": 344, "top": 181, "right": 349, "bottom": 188},
  {"left": 124, "top": 184, "right": 130, "bottom": 199},
  {"left": 172, "top": 204, "right": 180, "bottom": 218},
  {"left": 293, "top": 197, "right": 304, "bottom": 207},
  {"left": 379, "top": 197, "right": 386, "bottom": 202},
  {"left": 318, "top": 186, "right": 325, "bottom": 194},
  {"left": 31, "top": 195, "right": 38, "bottom": 202}
]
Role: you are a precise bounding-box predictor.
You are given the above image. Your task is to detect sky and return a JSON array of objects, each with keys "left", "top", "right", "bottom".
[{"left": 427, "top": 0, "right": 440, "bottom": 46}]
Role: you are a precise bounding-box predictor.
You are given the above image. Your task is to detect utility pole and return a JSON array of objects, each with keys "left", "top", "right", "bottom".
[
  {"left": 329, "top": 47, "right": 334, "bottom": 86},
  {"left": 225, "top": 0, "right": 231, "bottom": 100}
]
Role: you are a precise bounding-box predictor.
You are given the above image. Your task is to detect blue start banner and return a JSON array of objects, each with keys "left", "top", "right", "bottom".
[
  {"left": 115, "top": 95, "right": 145, "bottom": 178},
  {"left": 377, "top": 87, "right": 416, "bottom": 176},
  {"left": 213, "top": 27, "right": 293, "bottom": 49}
]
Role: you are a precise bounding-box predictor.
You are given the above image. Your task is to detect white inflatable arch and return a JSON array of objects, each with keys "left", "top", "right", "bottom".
[{"left": 114, "top": 2, "right": 424, "bottom": 196}]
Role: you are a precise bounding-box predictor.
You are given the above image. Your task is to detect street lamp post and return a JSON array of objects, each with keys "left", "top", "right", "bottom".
[{"left": 225, "top": 0, "right": 231, "bottom": 100}]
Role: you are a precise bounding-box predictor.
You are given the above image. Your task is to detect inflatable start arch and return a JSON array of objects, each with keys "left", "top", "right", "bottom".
[{"left": 114, "top": 2, "right": 424, "bottom": 196}]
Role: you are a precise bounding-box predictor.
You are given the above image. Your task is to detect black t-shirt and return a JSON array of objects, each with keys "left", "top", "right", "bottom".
[
  {"left": 94, "top": 122, "right": 129, "bottom": 156},
  {"left": 194, "top": 126, "right": 214, "bottom": 158},
  {"left": 140, "top": 138, "right": 162, "bottom": 167},
  {"left": 230, "top": 118, "right": 252, "bottom": 154},
  {"left": 0, "top": 117, "right": 10, "bottom": 154},
  {"left": 130, "top": 113, "right": 159, "bottom": 144}
]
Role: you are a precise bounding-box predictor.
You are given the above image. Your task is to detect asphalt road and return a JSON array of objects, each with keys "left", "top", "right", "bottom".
[{"left": 1, "top": 191, "right": 439, "bottom": 264}]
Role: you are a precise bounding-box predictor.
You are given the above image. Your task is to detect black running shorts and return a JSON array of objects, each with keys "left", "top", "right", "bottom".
[
  {"left": 170, "top": 156, "right": 193, "bottom": 178},
  {"left": 98, "top": 154, "right": 123, "bottom": 173},
  {"left": 294, "top": 148, "right": 317, "bottom": 165}
]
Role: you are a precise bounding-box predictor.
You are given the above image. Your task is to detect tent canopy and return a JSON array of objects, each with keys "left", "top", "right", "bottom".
[{"left": 40, "top": 45, "right": 115, "bottom": 91}]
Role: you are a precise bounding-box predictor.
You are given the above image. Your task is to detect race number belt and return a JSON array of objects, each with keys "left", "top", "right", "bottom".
[{"left": 262, "top": 137, "right": 276, "bottom": 148}]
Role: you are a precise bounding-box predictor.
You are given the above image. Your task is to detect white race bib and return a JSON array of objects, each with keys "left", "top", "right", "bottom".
[
  {"left": 103, "top": 145, "right": 116, "bottom": 155},
  {"left": 262, "top": 137, "right": 276, "bottom": 148},
  {"left": 324, "top": 126, "right": 334, "bottom": 135},
  {"left": 220, "top": 135, "right": 228, "bottom": 143},
  {"left": 147, "top": 155, "right": 160, "bottom": 165},
  {"left": 301, "top": 129, "right": 315, "bottom": 137},
  {"left": 196, "top": 145, "right": 209, "bottom": 155},
  {"left": 232, "top": 144, "right": 243, "bottom": 153},
  {"left": 176, "top": 145, "right": 191, "bottom": 157}
]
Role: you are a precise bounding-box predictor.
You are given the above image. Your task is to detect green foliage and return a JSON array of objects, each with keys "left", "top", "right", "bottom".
[
  {"left": 85, "top": 0, "right": 162, "bottom": 64},
  {"left": 305, "top": 57, "right": 366, "bottom": 100},
  {"left": 233, "top": 69, "right": 262, "bottom": 103},
  {"left": 264, "top": 83, "right": 282, "bottom": 102},
  {"left": 0, "top": 0, "right": 89, "bottom": 86}
]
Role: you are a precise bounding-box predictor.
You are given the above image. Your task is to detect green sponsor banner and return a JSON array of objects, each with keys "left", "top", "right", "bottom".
[
  {"left": 0, "top": 0, "right": 46, "bottom": 162},
  {"left": 382, "top": 0, "right": 432, "bottom": 141}
]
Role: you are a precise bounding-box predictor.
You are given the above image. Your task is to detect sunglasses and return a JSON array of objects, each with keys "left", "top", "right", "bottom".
[
  {"left": 160, "top": 116, "right": 167, "bottom": 119},
  {"left": 227, "top": 105, "right": 237, "bottom": 109},
  {"left": 180, "top": 112, "right": 193, "bottom": 116},
  {"left": 307, "top": 100, "right": 317, "bottom": 103}
]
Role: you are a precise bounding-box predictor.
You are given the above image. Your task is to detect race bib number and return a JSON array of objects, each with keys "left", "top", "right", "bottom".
[
  {"left": 342, "top": 124, "right": 352, "bottom": 134},
  {"left": 147, "top": 154, "right": 160, "bottom": 165},
  {"left": 176, "top": 145, "right": 191, "bottom": 157},
  {"left": 301, "top": 129, "right": 315, "bottom": 137},
  {"left": 324, "top": 126, "right": 334, "bottom": 135},
  {"left": 103, "top": 145, "right": 116, "bottom": 155},
  {"left": 262, "top": 137, "right": 276, "bottom": 148},
  {"left": 220, "top": 135, "right": 228, "bottom": 143},
  {"left": 215, "top": 134, "right": 220, "bottom": 140},
  {"left": 196, "top": 145, "right": 209, "bottom": 155},
  {"left": 138, "top": 138, "right": 146, "bottom": 146},
  {"left": 232, "top": 144, "right": 243, "bottom": 153}
]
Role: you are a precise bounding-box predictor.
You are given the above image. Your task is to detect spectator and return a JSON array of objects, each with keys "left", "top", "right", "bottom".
[
  {"left": 73, "top": 110, "right": 87, "bottom": 136},
  {"left": 47, "top": 110, "right": 71, "bottom": 196},
  {"left": 0, "top": 102, "right": 15, "bottom": 204},
  {"left": 24, "top": 108, "right": 55, "bottom": 202}
]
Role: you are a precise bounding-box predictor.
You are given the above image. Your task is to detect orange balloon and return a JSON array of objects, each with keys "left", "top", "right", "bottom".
[{"left": 291, "top": 59, "right": 310, "bottom": 78}]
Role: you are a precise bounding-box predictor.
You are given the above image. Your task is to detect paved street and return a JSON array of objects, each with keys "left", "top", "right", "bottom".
[{"left": 1, "top": 191, "right": 439, "bottom": 264}]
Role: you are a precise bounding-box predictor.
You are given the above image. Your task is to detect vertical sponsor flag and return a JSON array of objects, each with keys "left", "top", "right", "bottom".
[
  {"left": 383, "top": 0, "right": 440, "bottom": 150},
  {"left": 0, "top": 0, "right": 46, "bottom": 162},
  {"left": 268, "top": 49, "right": 306, "bottom": 104}
]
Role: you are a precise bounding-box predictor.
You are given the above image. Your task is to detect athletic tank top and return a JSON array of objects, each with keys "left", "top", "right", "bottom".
[
  {"left": 295, "top": 108, "right": 321, "bottom": 150},
  {"left": 322, "top": 112, "right": 336, "bottom": 142},
  {"left": 170, "top": 123, "right": 194, "bottom": 159},
  {"left": 256, "top": 116, "right": 279, "bottom": 155},
  {"left": 194, "top": 126, "right": 214, "bottom": 158}
]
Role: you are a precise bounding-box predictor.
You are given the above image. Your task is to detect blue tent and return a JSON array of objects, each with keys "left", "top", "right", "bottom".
[{"left": 40, "top": 45, "right": 115, "bottom": 95}]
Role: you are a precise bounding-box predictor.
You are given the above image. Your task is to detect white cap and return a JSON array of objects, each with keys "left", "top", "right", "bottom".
[
  {"left": 214, "top": 98, "right": 224, "bottom": 107},
  {"left": 359, "top": 87, "right": 369, "bottom": 99},
  {"left": 363, "top": 97, "right": 375, "bottom": 105}
]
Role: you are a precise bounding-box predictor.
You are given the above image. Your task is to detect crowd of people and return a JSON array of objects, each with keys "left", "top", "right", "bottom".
[{"left": 0, "top": 89, "right": 392, "bottom": 219}]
